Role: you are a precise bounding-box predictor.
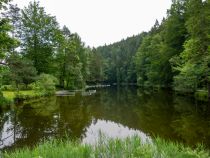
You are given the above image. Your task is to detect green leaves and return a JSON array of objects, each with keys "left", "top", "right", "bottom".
[
  {"left": 31, "top": 74, "right": 57, "bottom": 95},
  {"left": 173, "top": 0, "right": 210, "bottom": 93},
  {"left": 6, "top": 54, "right": 37, "bottom": 87},
  {"left": 21, "top": 1, "right": 59, "bottom": 74}
]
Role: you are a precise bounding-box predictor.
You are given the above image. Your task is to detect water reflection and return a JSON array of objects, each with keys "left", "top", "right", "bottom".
[
  {"left": 0, "top": 87, "right": 209, "bottom": 151},
  {"left": 82, "top": 119, "right": 150, "bottom": 144}
]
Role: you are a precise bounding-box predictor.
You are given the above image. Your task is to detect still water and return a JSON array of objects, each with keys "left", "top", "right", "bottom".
[{"left": 0, "top": 87, "right": 210, "bottom": 151}]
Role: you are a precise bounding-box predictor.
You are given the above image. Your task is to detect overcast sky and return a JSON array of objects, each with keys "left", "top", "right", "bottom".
[{"left": 13, "top": 0, "right": 172, "bottom": 47}]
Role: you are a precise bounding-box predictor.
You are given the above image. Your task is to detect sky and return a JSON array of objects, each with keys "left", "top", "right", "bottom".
[{"left": 13, "top": 0, "right": 172, "bottom": 47}]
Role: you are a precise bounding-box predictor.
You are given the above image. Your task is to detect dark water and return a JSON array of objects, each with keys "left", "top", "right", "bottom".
[{"left": 0, "top": 87, "right": 210, "bottom": 151}]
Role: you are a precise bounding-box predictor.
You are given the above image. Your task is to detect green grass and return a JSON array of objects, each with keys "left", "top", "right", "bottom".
[
  {"left": 2, "top": 90, "right": 36, "bottom": 101},
  {"left": 2, "top": 136, "right": 210, "bottom": 158}
]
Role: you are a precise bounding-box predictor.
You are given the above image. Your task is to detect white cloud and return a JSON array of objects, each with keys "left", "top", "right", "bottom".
[{"left": 12, "top": 0, "right": 172, "bottom": 47}]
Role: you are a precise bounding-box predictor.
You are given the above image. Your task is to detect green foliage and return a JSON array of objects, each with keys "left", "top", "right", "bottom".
[
  {"left": 0, "top": 90, "right": 11, "bottom": 108},
  {"left": 2, "top": 90, "right": 42, "bottom": 103},
  {"left": 21, "top": 1, "right": 59, "bottom": 74},
  {"left": 133, "top": 0, "right": 209, "bottom": 98},
  {"left": 135, "top": 34, "right": 167, "bottom": 87},
  {"left": 96, "top": 33, "right": 146, "bottom": 84},
  {"left": 0, "top": 1, "right": 19, "bottom": 64},
  {"left": 88, "top": 48, "right": 105, "bottom": 82},
  {"left": 195, "top": 90, "right": 208, "bottom": 101},
  {"left": 135, "top": 0, "right": 187, "bottom": 88},
  {"left": 31, "top": 74, "right": 57, "bottom": 95},
  {"left": 54, "top": 26, "right": 86, "bottom": 89},
  {"left": 171, "top": 0, "right": 210, "bottom": 94},
  {"left": 0, "top": 84, "right": 16, "bottom": 91},
  {"left": 5, "top": 54, "right": 37, "bottom": 87}
]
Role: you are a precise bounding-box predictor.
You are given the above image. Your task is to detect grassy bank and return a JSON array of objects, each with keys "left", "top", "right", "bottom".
[
  {"left": 2, "top": 136, "right": 209, "bottom": 158},
  {"left": 2, "top": 91, "right": 36, "bottom": 102},
  {"left": 1, "top": 90, "right": 52, "bottom": 108}
]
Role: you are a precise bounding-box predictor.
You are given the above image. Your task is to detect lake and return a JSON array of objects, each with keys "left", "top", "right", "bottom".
[{"left": 0, "top": 87, "right": 210, "bottom": 151}]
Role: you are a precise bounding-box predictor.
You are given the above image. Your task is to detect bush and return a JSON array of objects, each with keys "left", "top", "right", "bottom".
[
  {"left": 0, "top": 85, "right": 16, "bottom": 91},
  {"left": 30, "top": 74, "right": 58, "bottom": 96},
  {"left": 1, "top": 84, "right": 33, "bottom": 91}
]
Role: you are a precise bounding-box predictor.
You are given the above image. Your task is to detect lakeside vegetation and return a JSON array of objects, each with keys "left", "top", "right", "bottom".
[
  {"left": 3, "top": 90, "right": 35, "bottom": 101},
  {"left": 0, "top": 0, "right": 209, "bottom": 156},
  {"left": 3, "top": 136, "right": 210, "bottom": 158},
  {"left": 0, "top": 73, "right": 57, "bottom": 107},
  {"left": 0, "top": 0, "right": 209, "bottom": 107}
]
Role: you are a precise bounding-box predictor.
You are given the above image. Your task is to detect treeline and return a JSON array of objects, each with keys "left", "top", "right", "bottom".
[
  {"left": 95, "top": 0, "right": 210, "bottom": 96},
  {"left": 96, "top": 33, "right": 147, "bottom": 84},
  {"left": 0, "top": 0, "right": 210, "bottom": 96},
  {"left": 0, "top": 1, "right": 102, "bottom": 90}
]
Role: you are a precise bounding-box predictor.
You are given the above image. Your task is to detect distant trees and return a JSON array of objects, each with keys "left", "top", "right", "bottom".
[
  {"left": 135, "top": 0, "right": 188, "bottom": 88},
  {"left": 96, "top": 33, "right": 146, "bottom": 84},
  {"left": 93, "top": 0, "right": 209, "bottom": 99}
]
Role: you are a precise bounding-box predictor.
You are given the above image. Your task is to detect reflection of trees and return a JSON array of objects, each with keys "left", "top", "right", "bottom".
[
  {"left": 87, "top": 88, "right": 175, "bottom": 139},
  {"left": 87, "top": 87, "right": 140, "bottom": 125},
  {"left": 57, "top": 95, "right": 92, "bottom": 138},
  {"left": 86, "top": 88, "right": 210, "bottom": 148},
  {"left": 3, "top": 97, "right": 60, "bottom": 150},
  {"left": 132, "top": 91, "right": 176, "bottom": 140},
  {"left": 171, "top": 96, "right": 210, "bottom": 147},
  {"left": 1, "top": 87, "right": 210, "bottom": 151}
]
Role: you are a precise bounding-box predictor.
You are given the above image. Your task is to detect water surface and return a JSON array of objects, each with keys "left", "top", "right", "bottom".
[{"left": 0, "top": 87, "right": 210, "bottom": 151}]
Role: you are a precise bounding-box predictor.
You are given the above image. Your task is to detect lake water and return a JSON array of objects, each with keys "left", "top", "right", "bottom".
[{"left": 0, "top": 87, "right": 210, "bottom": 151}]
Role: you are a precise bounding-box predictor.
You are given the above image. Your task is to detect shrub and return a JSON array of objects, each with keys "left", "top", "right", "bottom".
[
  {"left": 0, "top": 85, "right": 16, "bottom": 91},
  {"left": 30, "top": 74, "right": 58, "bottom": 96},
  {"left": 1, "top": 84, "right": 33, "bottom": 91}
]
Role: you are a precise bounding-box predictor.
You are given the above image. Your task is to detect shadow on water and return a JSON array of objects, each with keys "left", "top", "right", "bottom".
[{"left": 0, "top": 87, "right": 210, "bottom": 151}]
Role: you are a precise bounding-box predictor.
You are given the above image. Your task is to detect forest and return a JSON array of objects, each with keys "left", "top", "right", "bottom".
[
  {"left": 97, "top": 0, "right": 210, "bottom": 97},
  {"left": 0, "top": 0, "right": 210, "bottom": 106}
]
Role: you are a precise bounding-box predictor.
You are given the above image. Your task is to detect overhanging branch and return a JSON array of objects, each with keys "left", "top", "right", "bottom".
[{"left": 0, "top": 61, "right": 7, "bottom": 66}]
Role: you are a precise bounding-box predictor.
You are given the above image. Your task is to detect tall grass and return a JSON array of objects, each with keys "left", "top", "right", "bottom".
[{"left": 2, "top": 136, "right": 210, "bottom": 158}]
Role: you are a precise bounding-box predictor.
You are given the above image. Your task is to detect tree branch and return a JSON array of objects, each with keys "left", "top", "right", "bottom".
[{"left": 0, "top": 61, "right": 7, "bottom": 66}]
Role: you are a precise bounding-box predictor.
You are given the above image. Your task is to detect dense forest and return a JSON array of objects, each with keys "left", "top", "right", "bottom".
[
  {"left": 97, "top": 0, "right": 210, "bottom": 93},
  {"left": 0, "top": 0, "right": 210, "bottom": 102},
  {"left": 96, "top": 0, "right": 210, "bottom": 99}
]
